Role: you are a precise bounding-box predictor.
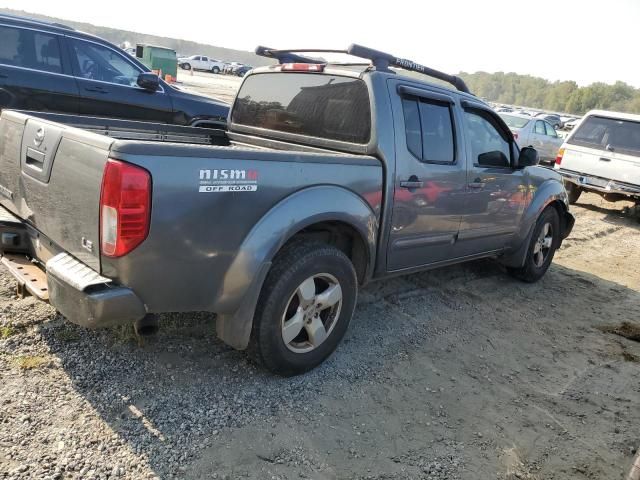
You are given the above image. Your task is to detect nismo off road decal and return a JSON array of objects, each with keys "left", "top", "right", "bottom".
[{"left": 198, "top": 169, "right": 258, "bottom": 193}]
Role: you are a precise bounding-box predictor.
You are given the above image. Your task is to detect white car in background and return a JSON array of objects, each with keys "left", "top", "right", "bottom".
[
  {"left": 564, "top": 117, "right": 581, "bottom": 130},
  {"left": 554, "top": 110, "right": 640, "bottom": 204},
  {"left": 499, "top": 113, "right": 563, "bottom": 165},
  {"left": 178, "top": 55, "right": 225, "bottom": 73}
]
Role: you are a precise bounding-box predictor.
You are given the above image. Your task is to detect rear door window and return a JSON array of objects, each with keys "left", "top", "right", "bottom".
[
  {"left": 401, "top": 96, "right": 455, "bottom": 164},
  {"left": 0, "top": 25, "right": 62, "bottom": 74},
  {"left": 232, "top": 73, "right": 371, "bottom": 144},
  {"left": 534, "top": 121, "right": 546, "bottom": 135},
  {"left": 570, "top": 116, "right": 640, "bottom": 157}
]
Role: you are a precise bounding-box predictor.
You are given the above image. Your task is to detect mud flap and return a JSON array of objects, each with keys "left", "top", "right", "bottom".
[{"left": 216, "top": 261, "right": 271, "bottom": 350}]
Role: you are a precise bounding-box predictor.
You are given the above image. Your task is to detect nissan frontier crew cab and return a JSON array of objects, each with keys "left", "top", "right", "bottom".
[{"left": 0, "top": 44, "right": 574, "bottom": 375}]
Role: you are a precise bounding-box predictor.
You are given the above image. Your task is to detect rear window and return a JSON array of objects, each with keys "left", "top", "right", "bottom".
[
  {"left": 570, "top": 115, "right": 640, "bottom": 156},
  {"left": 499, "top": 114, "right": 530, "bottom": 129},
  {"left": 231, "top": 73, "right": 371, "bottom": 144},
  {"left": 0, "top": 25, "right": 62, "bottom": 74}
]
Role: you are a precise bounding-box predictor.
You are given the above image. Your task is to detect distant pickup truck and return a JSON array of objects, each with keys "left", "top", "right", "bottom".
[
  {"left": 178, "top": 55, "right": 225, "bottom": 74},
  {"left": 0, "top": 44, "right": 574, "bottom": 375},
  {"left": 555, "top": 110, "right": 640, "bottom": 205}
]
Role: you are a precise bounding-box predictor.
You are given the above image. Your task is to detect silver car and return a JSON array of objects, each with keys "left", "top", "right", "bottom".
[{"left": 500, "top": 113, "right": 563, "bottom": 165}]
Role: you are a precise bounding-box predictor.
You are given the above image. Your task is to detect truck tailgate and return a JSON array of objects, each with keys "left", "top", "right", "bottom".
[
  {"left": 0, "top": 110, "right": 113, "bottom": 270},
  {"left": 561, "top": 145, "right": 640, "bottom": 186}
]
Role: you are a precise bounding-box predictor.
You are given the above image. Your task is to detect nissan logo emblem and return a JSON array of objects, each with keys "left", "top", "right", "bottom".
[{"left": 34, "top": 127, "right": 45, "bottom": 146}]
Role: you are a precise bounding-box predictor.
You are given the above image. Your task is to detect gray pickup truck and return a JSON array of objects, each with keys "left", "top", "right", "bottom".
[{"left": 0, "top": 45, "right": 574, "bottom": 375}]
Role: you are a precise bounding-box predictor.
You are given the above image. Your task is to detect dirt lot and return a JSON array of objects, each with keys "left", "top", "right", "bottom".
[{"left": 1, "top": 73, "right": 639, "bottom": 480}]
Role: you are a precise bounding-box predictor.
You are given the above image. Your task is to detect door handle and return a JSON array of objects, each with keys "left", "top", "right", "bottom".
[
  {"left": 599, "top": 157, "right": 611, "bottom": 162},
  {"left": 400, "top": 180, "right": 424, "bottom": 189},
  {"left": 85, "top": 86, "right": 108, "bottom": 94},
  {"left": 468, "top": 179, "right": 486, "bottom": 189},
  {"left": 0, "top": 73, "right": 7, "bottom": 79}
]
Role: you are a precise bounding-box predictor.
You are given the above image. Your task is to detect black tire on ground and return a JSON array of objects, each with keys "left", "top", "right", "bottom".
[
  {"left": 565, "top": 182, "right": 582, "bottom": 204},
  {"left": 507, "top": 206, "right": 560, "bottom": 283},
  {"left": 248, "top": 241, "right": 357, "bottom": 376},
  {"left": 182, "top": 63, "right": 191, "bottom": 70},
  {"left": 211, "top": 66, "right": 220, "bottom": 74}
]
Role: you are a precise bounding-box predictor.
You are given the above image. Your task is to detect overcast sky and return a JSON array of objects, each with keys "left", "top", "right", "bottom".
[{"left": 3, "top": 0, "right": 639, "bottom": 87}]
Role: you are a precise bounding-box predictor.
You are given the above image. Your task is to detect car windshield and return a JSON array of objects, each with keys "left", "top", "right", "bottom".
[
  {"left": 499, "top": 114, "right": 530, "bottom": 129},
  {"left": 232, "top": 72, "right": 371, "bottom": 144},
  {"left": 570, "top": 115, "right": 640, "bottom": 156}
]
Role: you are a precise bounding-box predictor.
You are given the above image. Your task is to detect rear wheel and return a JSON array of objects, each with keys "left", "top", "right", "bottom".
[
  {"left": 211, "top": 66, "right": 220, "bottom": 74},
  {"left": 565, "top": 182, "right": 582, "bottom": 204},
  {"left": 182, "top": 62, "right": 191, "bottom": 70},
  {"left": 249, "top": 241, "right": 357, "bottom": 376},
  {"left": 508, "top": 207, "right": 560, "bottom": 283}
]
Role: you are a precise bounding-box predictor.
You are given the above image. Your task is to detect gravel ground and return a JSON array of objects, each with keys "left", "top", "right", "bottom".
[
  {"left": 0, "top": 74, "right": 639, "bottom": 479},
  {"left": 1, "top": 193, "right": 639, "bottom": 480}
]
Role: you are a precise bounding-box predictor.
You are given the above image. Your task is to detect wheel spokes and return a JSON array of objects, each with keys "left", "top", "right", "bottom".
[
  {"left": 533, "top": 251, "right": 544, "bottom": 267},
  {"left": 297, "top": 277, "right": 316, "bottom": 307},
  {"left": 282, "top": 308, "right": 305, "bottom": 344},
  {"left": 305, "top": 316, "right": 328, "bottom": 347},
  {"left": 315, "top": 284, "right": 342, "bottom": 310}
]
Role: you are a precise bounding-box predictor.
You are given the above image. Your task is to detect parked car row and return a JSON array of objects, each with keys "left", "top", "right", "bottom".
[{"left": 493, "top": 104, "right": 581, "bottom": 130}]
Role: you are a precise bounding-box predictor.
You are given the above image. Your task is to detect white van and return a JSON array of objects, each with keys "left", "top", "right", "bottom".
[{"left": 554, "top": 110, "right": 640, "bottom": 204}]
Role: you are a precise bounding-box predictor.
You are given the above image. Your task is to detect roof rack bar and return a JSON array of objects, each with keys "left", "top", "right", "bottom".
[
  {"left": 255, "top": 44, "right": 470, "bottom": 94},
  {"left": 347, "top": 44, "right": 469, "bottom": 93},
  {"left": 255, "top": 46, "right": 344, "bottom": 64}
]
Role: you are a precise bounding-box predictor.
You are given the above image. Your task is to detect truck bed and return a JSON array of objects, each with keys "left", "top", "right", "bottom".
[{"left": 0, "top": 110, "right": 382, "bottom": 319}]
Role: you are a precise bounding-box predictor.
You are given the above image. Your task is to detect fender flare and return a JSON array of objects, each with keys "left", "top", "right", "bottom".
[
  {"left": 501, "top": 179, "right": 571, "bottom": 268},
  {"left": 216, "top": 185, "right": 378, "bottom": 350}
]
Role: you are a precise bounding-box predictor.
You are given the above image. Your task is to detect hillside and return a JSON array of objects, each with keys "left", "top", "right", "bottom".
[
  {"left": 0, "top": 8, "right": 274, "bottom": 67},
  {"left": 458, "top": 71, "right": 640, "bottom": 116}
]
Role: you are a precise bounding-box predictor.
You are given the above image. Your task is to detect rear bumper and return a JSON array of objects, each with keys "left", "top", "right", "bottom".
[
  {"left": 0, "top": 206, "right": 146, "bottom": 328},
  {"left": 47, "top": 268, "right": 146, "bottom": 328},
  {"left": 558, "top": 169, "right": 640, "bottom": 197}
]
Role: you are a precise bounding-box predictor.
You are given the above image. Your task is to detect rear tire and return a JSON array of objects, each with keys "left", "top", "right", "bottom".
[
  {"left": 211, "top": 66, "right": 220, "bottom": 74},
  {"left": 248, "top": 241, "right": 357, "bottom": 376},
  {"left": 508, "top": 207, "right": 560, "bottom": 283},
  {"left": 565, "top": 182, "right": 582, "bottom": 204},
  {"left": 182, "top": 63, "right": 191, "bottom": 70}
]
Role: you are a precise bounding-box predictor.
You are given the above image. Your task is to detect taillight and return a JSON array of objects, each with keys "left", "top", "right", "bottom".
[
  {"left": 555, "top": 147, "right": 565, "bottom": 166},
  {"left": 511, "top": 131, "right": 519, "bottom": 140},
  {"left": 100, "top": 159, "right": 151, "bottom": 257},
  {"left": 280, "top": 63, "right": 326, "bottom": 72}
]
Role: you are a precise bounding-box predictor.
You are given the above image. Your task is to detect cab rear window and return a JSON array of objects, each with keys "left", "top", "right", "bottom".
[
  {"left": 570, "top": 115, "right": 640, "bottom": 157},
  {"left": 231, "top": 72, "right": 371, "bottom": 144}
]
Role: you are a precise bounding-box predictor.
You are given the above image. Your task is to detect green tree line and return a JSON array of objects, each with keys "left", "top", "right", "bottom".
[{"left": 457, "top": 72, "right": 640, "bottom": 115}]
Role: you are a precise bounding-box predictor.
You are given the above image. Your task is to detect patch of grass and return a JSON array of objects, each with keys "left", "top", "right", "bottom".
[
  {"left": 15, "top": 355, "right": 47, "bottom": 370},
  {"left": 0, "top": 325, "right": 16, "bottom": 339},
  {"left": 109, "top": 324, "right": 137, "bottom": 344}
]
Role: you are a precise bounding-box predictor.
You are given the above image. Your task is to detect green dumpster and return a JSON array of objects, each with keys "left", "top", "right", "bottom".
[{"left": 135, "top": 44, "right": 178, "bottom": 79}]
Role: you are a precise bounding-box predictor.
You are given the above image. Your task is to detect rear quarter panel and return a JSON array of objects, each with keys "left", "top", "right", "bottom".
[{"left": 102, "top": 143, "right": 383, "bottom": 314}]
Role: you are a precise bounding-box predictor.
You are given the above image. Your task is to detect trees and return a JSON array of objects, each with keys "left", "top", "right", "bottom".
[{"left": 458, "top": 72, "right": 640, "bottom": 115}]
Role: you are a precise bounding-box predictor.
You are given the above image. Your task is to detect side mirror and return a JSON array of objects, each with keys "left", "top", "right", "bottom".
[
  {"left": 517, "top": 146, "right": 539, "bottom": 168},
  {"left": 137, "top": 72, "right": 160, "bottom": 91}
]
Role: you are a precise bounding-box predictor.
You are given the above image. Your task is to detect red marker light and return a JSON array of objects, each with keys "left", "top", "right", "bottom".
[{"left": 281, "top": 63, "right": 326, "bottom": 72}]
